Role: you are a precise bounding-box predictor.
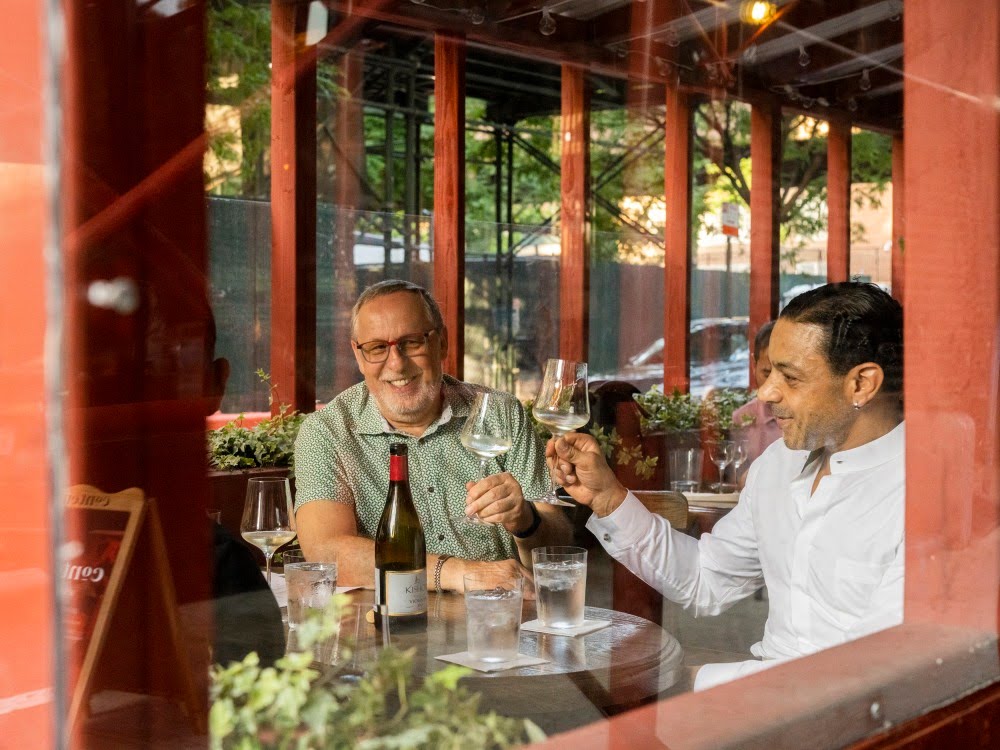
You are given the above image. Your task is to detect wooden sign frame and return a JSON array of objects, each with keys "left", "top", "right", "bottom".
[{"left": 64, "top": 485, "right": 201, "bottom": 732}]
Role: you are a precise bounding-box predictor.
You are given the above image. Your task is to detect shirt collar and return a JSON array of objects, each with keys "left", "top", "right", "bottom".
[
  {"left": 799, "top": 421, "right": 906, "bottom": 476},
  {"left": 355, "top": 374, "right": 469, "bottom": 436}
]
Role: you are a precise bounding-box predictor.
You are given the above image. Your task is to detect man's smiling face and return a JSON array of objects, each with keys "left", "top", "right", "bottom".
[
  {"left": 352, "top": 291, "right": 446, "bottom": 434},
  {"left": 758, "top": 318, "right": 855, "bottom": 452}
]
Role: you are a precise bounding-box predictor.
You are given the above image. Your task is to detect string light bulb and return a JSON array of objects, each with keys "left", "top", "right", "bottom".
[
  {"left": 539, "top": 8, "right": 556, "bottom": 36},
  {"left": 859, "top": 68, "right": 872, "bottom": 91},
  {"left": 798, "top": 46, "right": 810, "bottom": 68},
  {"left": 665, "top": 26, "right": 681, "bottom": 48},
  {"left": 468, "top": 3, "right": 486, "bottom": 25},
  {"left": 741, "top": 1, "right": 776, "bottom": 26}
]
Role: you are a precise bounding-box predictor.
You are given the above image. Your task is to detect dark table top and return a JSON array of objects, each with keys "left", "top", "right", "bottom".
[{"left": 319, "top": 590, "right": 685, "bottom": 735}]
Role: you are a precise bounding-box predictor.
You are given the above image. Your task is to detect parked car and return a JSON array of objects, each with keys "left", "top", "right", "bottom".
[{"left": 593, "top": 317, "right": 750, "bottom": 397}]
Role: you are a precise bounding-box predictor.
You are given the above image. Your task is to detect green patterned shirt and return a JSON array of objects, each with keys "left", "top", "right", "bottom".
[{"left": 293, "top": 375, "right": 550, "bottom": 561}]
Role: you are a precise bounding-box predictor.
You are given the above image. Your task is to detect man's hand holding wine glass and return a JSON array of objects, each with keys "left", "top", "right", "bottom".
[
  {"left": 546, "top": 433, "right": 629, "bottom": 519},
  {"left": 462, "top": 472, "right": 534, "bottom": 530}
]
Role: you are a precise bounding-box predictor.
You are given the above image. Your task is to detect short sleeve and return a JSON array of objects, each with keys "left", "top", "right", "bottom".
[{"left": 292, "top": 412, "right": 354, "bottom": 510}]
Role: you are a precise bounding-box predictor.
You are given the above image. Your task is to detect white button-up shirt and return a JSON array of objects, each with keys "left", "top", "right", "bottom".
[{"left": 587, "top": 423, "right": 905, "bottom": 689}]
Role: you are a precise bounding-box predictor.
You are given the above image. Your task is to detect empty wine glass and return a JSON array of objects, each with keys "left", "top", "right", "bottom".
[
  {"left": 240, "top": 477, "right": 296, "bottom": 584},
  {"left": 530, "top": 359, "right": 590, "bottom": 506},
  {"left": 458, "top": 391, "right": 513, "bottom": 524},
  {"left": 730, "top": 441, "right": 749, "bottom": 487},
  {"left": 707, "top": 440, "right": 736, "bottom": 494}
]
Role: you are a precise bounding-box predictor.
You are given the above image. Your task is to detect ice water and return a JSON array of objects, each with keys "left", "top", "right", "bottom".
[
  {"left": 534, "top": 560, "right": 586, "bottom": 628},
  {"left": 286, "top": 564, "right": 337, "bottom": 630},
  {"left": 465, "top": 587, "right": 522, "bottom": 662}
]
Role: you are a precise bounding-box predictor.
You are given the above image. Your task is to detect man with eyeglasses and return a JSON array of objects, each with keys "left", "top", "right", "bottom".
[{"left": 293, "top": 279, "right": 571, "bottom": 592}]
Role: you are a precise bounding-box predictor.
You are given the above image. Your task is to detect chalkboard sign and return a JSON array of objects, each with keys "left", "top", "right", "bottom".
[{"left": 65, "top": 485, "right": 200, "bottom": 730}]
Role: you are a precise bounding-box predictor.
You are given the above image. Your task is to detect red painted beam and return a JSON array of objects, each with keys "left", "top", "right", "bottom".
[
  {"left": 331, "top": 49, "right": 365, "bottom": 394},
  {"left": 271, "top": 0, "right": 317, "bottom": 414},
  {"left": 663, "top": 84, "right": 693, "bottom": 393},
  {"left": 826, "top": 120, "right": 851, "bottom": 282},
  {"left": 903, "top": 0, "right": 1000, "bottom": 633},
  {"left": 433, "top": 33, "right": 466, "bottom": 379},
  {"left": 559, "top": 64, "right": 590, "bottom": 363},
  {"left": 891, "top": 135, "right": 905, "bottom": 304},
  {"left": 749, "top": 98, "right": 781, "bottom": 367}
]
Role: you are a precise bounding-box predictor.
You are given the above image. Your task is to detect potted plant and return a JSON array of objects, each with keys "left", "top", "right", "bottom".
[
  {"left": 209, "top": 596, "right": 545, "bottom": 749},
  {"left": 207, "top": 371, "right": 305, "bottom": 538}
]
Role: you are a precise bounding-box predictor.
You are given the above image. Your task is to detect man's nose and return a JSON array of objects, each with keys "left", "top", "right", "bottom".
[
  {"left": 384, "top": 342, "right": 410, "bottom": 365},
  {"left": 758, "top": 372, "right": 779, "bottom": 403}
]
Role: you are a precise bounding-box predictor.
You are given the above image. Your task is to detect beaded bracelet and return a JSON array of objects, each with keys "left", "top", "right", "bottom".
[{"left": 434, "top": 554, "right": 453, "bottom": 594}]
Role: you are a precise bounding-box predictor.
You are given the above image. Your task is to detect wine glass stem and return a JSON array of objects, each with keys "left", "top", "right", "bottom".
[
  {"left": 479, "top": 458, "right": 489, "bottom": 480},
  {"left": 264, "top": 551, "right": 274, "bottom": 585}
]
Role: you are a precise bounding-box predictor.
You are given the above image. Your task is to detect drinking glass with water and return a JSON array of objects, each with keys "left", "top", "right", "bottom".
[
  {"left": 531, "top": 546, "right": 587, "bottom": 628},
  {"left": 464, "top": 573, "right": 524, "bottom": 662}
]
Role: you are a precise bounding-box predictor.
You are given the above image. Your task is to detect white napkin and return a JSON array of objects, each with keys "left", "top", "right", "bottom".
[
  {"left": 268, "top": 573, "right": 358, "bottom": 609},
  {"left": 519, "top": 618, "right": 611, "bottom": 637},
  {"left": 435, "top": 651, "right": 549, "bottom": 673}
]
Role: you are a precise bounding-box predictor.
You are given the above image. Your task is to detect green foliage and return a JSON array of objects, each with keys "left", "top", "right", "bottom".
[
  {"left": 634, "top": 387, "right": 702, "bottom": 433},
  {"left": 588, "top": 425, "right": 657, "bottom": 480},
  {"left": 700, "top": 388, "right": 754, "bottom": 439},
  {"left": 208, "top": 371, "right": 304, "bottom": 470},
  {"left": 633, "top": 386, "right": 752, "bottom": 438},
  {"left": 210, "top": 597, "right": 544, "bottom": 749}
]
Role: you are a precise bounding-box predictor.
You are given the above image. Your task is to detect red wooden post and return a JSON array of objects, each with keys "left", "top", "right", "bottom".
[
  {"left": 826, "top": 120, "right": 851, "bottom": 282},
  {"left": 559, "top": 64, "right": 590, "bottom": 363},
  {"left": 271, "top": 0, "right": 317, "bottom": 413},
  {"left": 749, "top": 98, "right": 782, "bottom": 367},
  {"left": 433, "top": 33, "right": 466, "bottom": 379},
  {"left": 903, "top": 0, "right": 1000, "bottom": 632},
  {"left": 663, "top": 83, "right": 693, "bottom": 393},
  {"left": 891, "top": 135, "right": 905, "bottom": 304},
  {"left": 0, "top": 0, "right": 52, "bottom": 743},
  {"left": 331, "top": 49, "right": 365, "bottom": 394}
]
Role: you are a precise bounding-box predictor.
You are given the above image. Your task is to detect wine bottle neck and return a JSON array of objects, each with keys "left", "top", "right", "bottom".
[{"left": 389, "top": 454, "right": 408, "bottom": 482}]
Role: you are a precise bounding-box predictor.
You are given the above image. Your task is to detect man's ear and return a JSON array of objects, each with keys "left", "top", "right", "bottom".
[
  {"left": 848, "top": 362, "right": 884, "bottom": 408},
  {"left": 206, "top": 356, "right": 230, "bottom": 414}
]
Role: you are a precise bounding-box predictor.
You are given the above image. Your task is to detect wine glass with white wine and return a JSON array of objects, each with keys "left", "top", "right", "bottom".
[
  {"left": 241, "top": 477, "right": 296, "bottom": 585},
  {"left": 458, "top": 391, "right": 514, "bottom": 524},
  {"left": 530, "top": 359, "right": 590, "bottom": 506}
]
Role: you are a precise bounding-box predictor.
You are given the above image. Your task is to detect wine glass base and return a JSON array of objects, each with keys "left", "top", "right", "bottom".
[{"left": 453, "top": 512, "right": 499, "bottom": 526}]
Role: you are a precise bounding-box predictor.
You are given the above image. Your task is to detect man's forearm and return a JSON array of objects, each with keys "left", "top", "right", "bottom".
[
  {"left": 512, "top": 506, "right": 572, "bottom": 567},
  {"left": 310, "top": 534, "right": 464, "bottom": 593}
]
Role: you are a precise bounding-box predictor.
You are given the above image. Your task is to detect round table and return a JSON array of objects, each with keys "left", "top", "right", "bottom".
[{"left": 338, "top": 590, "right": 684, "bottom": 735}]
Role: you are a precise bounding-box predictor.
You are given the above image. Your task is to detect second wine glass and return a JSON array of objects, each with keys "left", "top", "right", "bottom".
[
  {"left": 458, "top": 391, "right": 513, "bottom": 524},
  {"left": 240, "top": 477, "right": 296, "bottom": 584},
  {"left": 707, "top": 440, "right": 736, "bottom": 494},
  {"left": 530, "top": 359, "right": 590, "bottom": 506}
]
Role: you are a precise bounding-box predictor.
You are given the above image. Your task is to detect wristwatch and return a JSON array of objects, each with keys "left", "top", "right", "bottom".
[{"left": 511, "top": 502, "right": 542, "bottom": 539}]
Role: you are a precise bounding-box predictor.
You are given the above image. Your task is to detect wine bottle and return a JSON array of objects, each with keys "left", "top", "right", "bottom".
[{"left": 374, "top": 443, "right": 427, "bottom": 631}]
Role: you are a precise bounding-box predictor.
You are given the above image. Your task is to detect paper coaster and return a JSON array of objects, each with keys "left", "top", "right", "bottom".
[
  {"left": 435, "top": 651, "right": 549, "bottom": 673},
  {"left": 519, "top": 618, "right": 611, "bottom": 637}
]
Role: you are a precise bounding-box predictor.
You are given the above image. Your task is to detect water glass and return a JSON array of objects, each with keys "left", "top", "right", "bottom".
[
  {"left": 285, "top": 562, "right": 338, "bottom": 631},
  {"left": 531, "top": 546, "right": 587, "bottom": 628},
  {"left": 668, "top": 448, "right": 703, "bottom": 493},
  {"left": 464, "top": 573, "right": 523, "bottom": 663}
]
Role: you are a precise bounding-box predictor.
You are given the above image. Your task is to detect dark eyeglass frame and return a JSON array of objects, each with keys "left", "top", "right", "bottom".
[{"left": 353, "top": 329, "right": 438, "bottom": 363}]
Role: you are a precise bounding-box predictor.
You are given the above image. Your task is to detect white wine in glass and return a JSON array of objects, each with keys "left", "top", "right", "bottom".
[
  {"left": 241, "top": 477, "right": 296, "bottom": 584},
  {"left": 531, "top": 359, "right": 590, "bottom": 506},
  {"left": 459, "top": 392, "right": 513, "bottom": 524}
]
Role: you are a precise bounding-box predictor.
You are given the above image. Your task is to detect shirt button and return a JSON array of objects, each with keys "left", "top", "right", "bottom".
[
  {"left": 427, "top": 487, "right": 434, "bottom": 494},
  {"left": 603, "top": 533, "right": 611, "bottom": 542},
  {"left": 438, "top": 534, "right": 445, "bottom": 541}
]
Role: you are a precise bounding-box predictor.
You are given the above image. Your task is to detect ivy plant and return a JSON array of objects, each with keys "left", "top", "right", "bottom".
[{"left": 210, "top": 596, "right": 545, "bottom": 749}]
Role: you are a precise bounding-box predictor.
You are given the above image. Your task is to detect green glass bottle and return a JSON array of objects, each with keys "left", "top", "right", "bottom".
[{"left": 374, "top": 443, "right": 427, "bottom": 631}]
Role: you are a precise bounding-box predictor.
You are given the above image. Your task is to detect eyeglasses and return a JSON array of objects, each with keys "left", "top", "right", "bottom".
[{"left": 354, "top": 330, "right": 437, "bottom": 363}]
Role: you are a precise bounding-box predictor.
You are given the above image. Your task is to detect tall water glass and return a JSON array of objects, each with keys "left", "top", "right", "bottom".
[
  {"left": 668, "top": 448, "right": 703, "bottom": 493},
  {"left": 285, "top": 561, "right": 338, "bottom": 631},
  {"left": 531, "top": 546, "right": 587, "bottom": 628},
  {"left": 464, "top": 573, "right": 523, "bottom": 662}
]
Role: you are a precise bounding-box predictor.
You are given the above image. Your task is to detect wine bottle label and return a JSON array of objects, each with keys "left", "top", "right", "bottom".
[
  {"left": 389, "top": 454, "right": 408, "bottom": 482},
  {"left": 377, "top": 568, "right": 427, "bottom": 616}
]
